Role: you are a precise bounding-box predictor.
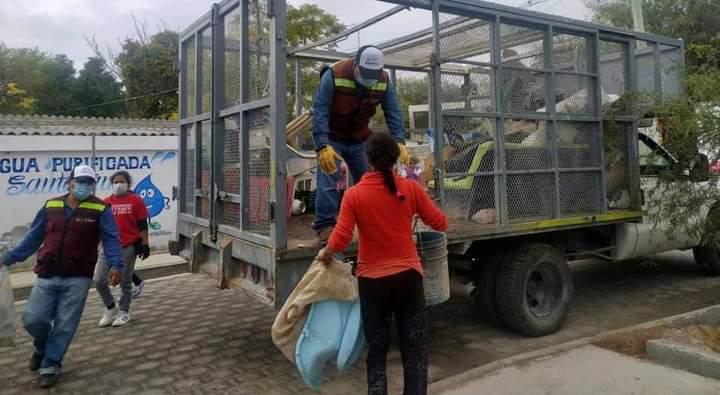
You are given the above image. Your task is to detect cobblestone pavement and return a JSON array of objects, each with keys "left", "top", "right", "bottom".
[{"left": 3, "top": 251, "right": 720, "bottom": 394}]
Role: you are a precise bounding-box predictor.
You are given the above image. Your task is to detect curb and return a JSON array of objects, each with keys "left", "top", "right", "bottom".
[
  {"left": 11, "top": 259, "right": 188, "bottom": 301},
  {"left": 429, "top": 304, "right": 720, "bottom": 394}
]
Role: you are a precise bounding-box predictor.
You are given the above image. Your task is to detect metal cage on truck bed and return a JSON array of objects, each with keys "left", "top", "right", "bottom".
[{"left": 174, "top": 0, "right": 684, "bottom": 307}]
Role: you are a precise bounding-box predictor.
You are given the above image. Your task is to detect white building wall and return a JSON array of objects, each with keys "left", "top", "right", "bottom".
[{"left": 0, "top": 135, "right": 178, "bottom": 265}]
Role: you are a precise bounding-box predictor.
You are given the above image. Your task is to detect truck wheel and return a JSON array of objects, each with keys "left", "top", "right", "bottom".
[
  {"left": 473, "top": 251, "right": 505, "bottom": 327},
  {"left": 496, "top": 243, "right": 572, "bottom": 337},
  {"left": 694, "top": 206, "right": 720, "bottom": 276},
  {"left": 693, "top": 245, "right": 720, "bottom": 276}
]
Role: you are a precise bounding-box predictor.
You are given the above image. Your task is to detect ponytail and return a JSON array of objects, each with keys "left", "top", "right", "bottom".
[
  {"left": 379, "top": 163, "right": 397, "bottom": 195},
  {"left": 366, "top": 132, "right": 402, "bottom": 198}
]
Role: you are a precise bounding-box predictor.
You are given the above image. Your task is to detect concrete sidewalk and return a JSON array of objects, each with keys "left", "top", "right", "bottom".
[
  {"left": 10, "top": 253, "right": 187, "bottom": 300},
  {"left": 439, "top": 345, "right": 720, "bottom": 395}
]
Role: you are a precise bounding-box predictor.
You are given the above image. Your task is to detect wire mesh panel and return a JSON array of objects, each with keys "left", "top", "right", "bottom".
[
  {"left": 504, "top": 120, "right": 550, "bottom": 170},
  {"left": 557, "top": 122, "right": 601, "bottom": 168},
  {"left": 501, "top": 68, "right": 546, "bottom": 114},
  {"left": 636, "top": 41, "right": 657, "bottom": 94},
  {"left": 247, "top": 107, "right": 272, "bottom": 236},
  {"left": 224, "top": 6, "right": 242, "bottom": 108},
  {"left": 559, "top": 172, "right": 602, "bottom": 215},
  {"left": 507, "top": 173, "right": 555, "bottom": 222},
  {"left": 248, "top": 0, "right": 270, "bottom": 101},
  {"left": 499, "top": 23, "right": 547, "bottom": 115},
  {"left": 441, "top": 116, "right": 497, "bottom": 222},
  {"left": 659, "top": 44, "right": 683, "bottom": 101},
  {"left": 221, "top": 116, "right": 242, "bottom": 228},
  {"left": 553, "top": 33, "right": 589, "bottom": 73},
  {"left": 438, "top": 13, "right": 493, "bottom": 64},
  {"left": 603, "top": 121, "right": 632, "bottom": 210},
  {"left": 441, "top": 65, "right": 495, "bottom": 113},
  {"left": 198, "top": 120, "right": 211, "bottom": 219},
  {"left": 200, "top": 27, "right": 213, "bottom": 114},
  {"left": 598, "top": 40, "right": 629, "bottom": 114},
  {"left": 183, "top": 37, "right": 197, "bottom": 117},
  {"left": 501, "top": 23, "right": 545, "bottom": 67},
  {"left": 181, "top": 124, "right": 196, "bottom": 214},
  {"left": 554, "top": 74, "right": 595, "bottom": 115}
]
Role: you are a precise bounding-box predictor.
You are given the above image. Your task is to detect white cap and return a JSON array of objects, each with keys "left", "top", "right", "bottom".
[
  {"left": 355, "top": 46, "right": 384, "bottom": 80},
  {"left": 70, "top": 165, "right": 97, "bottom": 183}
]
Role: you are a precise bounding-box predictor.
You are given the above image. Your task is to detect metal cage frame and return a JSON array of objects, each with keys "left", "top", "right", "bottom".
[{"left": 176, "top": 0, "right": 684, "bottom": 304}]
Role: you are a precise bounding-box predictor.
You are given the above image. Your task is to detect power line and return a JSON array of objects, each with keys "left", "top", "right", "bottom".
[{"left": 50, "top": 88, "right": 178, "bottom": 115}]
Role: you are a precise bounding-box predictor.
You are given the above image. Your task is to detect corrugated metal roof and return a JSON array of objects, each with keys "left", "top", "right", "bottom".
[{"left": 0, "top": 114, "right": 177, "bottom": 136}]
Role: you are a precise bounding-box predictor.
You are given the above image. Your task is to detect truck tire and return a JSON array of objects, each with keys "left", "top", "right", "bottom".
[
  {"left": 496, "top": 243, "right": 572, "bottom": 337},
  {"left": 473, "top": 251, "right": 505, "bottom": 327},
  {"left": 693, "top": 206, "right": 720, "bottom": 276},
  {"left": 693, "top": 246, "right": 720, "bottom": 276}
]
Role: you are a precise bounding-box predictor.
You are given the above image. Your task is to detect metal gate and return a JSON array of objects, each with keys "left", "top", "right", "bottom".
[{"left": 178, "top": 0, "right": 288, "bottom": 250}]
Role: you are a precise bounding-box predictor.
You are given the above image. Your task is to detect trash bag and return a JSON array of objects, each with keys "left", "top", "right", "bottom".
[{"left": 0, "top": 265, "right": 15, "bottom": 347}]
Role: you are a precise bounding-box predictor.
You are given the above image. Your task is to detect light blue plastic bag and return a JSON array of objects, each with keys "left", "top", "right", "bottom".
[{"left": 0, "top": 266, "right": 15, "bottom": 347}]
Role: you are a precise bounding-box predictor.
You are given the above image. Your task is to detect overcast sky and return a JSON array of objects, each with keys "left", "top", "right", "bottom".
[{"left": 0, "top": 0, "right": 590, "bottom": 69}]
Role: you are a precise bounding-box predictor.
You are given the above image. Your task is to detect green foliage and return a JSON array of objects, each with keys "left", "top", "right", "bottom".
[
  {"left": 72, "top": 57, "right": 125, "bottom": 117},
  {"left": 0, "top": 82, "right": 36, "bottom": 114},
  {"left": 116, "top": 30, "right": 179, "bottom": 119},
  {"left": 287, "top": 4, "right": 346, "bottom": 48},
  {"left": 0, "top": 43, "right": 77, "bottom": 114},
  {"left": 587, "top": 0, "right": 720, "bottom": 67}
]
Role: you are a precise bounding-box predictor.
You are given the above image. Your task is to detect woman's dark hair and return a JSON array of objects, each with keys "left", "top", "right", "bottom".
[
  {"left": 110, "top": 171, "right": 132, "bottom": 186},
  {"left": 367, "top": 132, "right": 400, "bottom": 195}
]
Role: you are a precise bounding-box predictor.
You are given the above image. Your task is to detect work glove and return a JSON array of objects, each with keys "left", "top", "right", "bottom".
[
  {"left": 398, "top": 143, "right": 410, "bottom": 166},
  {"left": 134, "top": 239, "right": 150, "bottom": 260},
  {"left": 137, "top": 244, "right": 150, "bottom": 261},
  {"left": 317, "top": 145, "right": 343, "bottom": 174}
]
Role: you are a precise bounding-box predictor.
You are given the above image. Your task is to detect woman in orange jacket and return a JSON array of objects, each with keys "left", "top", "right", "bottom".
[{"left": 319, "top": 132, "right": 448, "bottom": 395}]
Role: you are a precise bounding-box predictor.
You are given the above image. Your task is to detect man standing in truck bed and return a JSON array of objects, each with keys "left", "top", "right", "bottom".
[{"left": 312, "top": 45, "right": 410, "bottom": 246}]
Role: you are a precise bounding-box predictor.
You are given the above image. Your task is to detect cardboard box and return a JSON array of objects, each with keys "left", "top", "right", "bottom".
[{"left": 420, "top": 146, "right": 455, "bottom": 187}]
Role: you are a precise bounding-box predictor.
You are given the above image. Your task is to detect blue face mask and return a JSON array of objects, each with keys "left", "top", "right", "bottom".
[
  {"left": 72, "top": 183, "right": 94, "bottom": 201},
  {"left": 356, "top": 77, "right": 378, "bottom": 88}
]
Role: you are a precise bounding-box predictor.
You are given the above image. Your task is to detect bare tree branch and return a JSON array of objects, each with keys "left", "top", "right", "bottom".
[{"left": 84, "top": 34, "right": 122, "bottom": 79}]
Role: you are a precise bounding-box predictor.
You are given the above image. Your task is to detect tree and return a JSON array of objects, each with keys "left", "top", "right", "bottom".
[
  {"left": 71, "top": 57, "right": 126, "bottom": 118},
  {"left": 287, "top": 4, "right": 346, "bottom": 48},
  {"left": 0, "top": 43, "right": 77, "bottom": 114},
  {"left": 115, "top": 30, "right": 179, "bottom": 119},
  {"left": 587, "top": 0, "right": 720, "bottom": 67},
  {"left": 0, "top": 82, "right": 37, "bottom": 114},
  {"left": 588, "top": 1, "right": 720, "bottom": 240}
]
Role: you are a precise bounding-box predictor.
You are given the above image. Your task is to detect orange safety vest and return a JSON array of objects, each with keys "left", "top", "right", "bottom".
[{"left": 323, "top": 58, "right": 389, "bottom": 143}]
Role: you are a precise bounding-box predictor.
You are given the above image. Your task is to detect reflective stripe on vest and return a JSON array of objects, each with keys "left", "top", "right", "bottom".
[
  {"left": 46, "top": 200, "right": 64, "bottom": 209},
  {"left": 78, "top": 202, "right": 106, "bottom": 212},
  {"left": 334, "top": 78, "right": 388, "bottom": 93}
]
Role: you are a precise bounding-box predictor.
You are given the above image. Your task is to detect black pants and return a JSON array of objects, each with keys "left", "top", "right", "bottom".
[{"left": 359, "top": 269, "right": 427, "bottom": 395}]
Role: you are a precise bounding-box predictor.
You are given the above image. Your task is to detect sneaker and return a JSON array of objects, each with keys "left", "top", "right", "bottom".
[
  {"left": 132, "top": 280, "right": 144, "bottom": 298},
  {"left": 39, "top": 373, "right": 58, "bottom": 388},
  {"left": 28, "top": 353, "right": 43, "bottom": 372},
  {"left": 98, "top": 306, "right": 117, "bottom": 327},
  {"left": 112, "top": 311, "right": 131, "bottom": 327}
]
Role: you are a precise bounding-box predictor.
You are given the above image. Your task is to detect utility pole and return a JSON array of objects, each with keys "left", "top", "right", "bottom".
[{"left": 631, "top": 0, "right": 646, "bottom": 33}]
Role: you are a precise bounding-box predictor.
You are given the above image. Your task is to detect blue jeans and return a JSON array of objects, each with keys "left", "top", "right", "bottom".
[
  {"left": 23, "top": 276, "right": 92, "bottom": 375},
  {"left": 313, "top": 139, "right": 368, "bottom": 231}
]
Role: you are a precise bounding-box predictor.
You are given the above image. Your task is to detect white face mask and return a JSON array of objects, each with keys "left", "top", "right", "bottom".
[{"left": 112, "top": 182, "right": 129, "bottom": 195}]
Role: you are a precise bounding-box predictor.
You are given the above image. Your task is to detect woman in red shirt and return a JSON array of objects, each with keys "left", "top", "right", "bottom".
[
  {"left": 95, "top": 171, "right": 150, "bottom": 327},
  {"left": 319, "top": 133, "right": 448, "bottom": 395}
]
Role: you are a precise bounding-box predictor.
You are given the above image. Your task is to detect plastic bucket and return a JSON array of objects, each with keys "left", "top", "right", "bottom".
[{"left": 415, "top": 231, "right": 450, "bottom": 306}]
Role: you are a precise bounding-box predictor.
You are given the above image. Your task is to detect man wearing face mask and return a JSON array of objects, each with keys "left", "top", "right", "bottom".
[
  {"left": 0, "top": 165, "right": 123, "bottom": 388},
  {"left": 95, "top": 170, "right": 150, "bottom": 328},
  {"left": 312, "top": 45, "right": 409, "bottom": 246}
]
